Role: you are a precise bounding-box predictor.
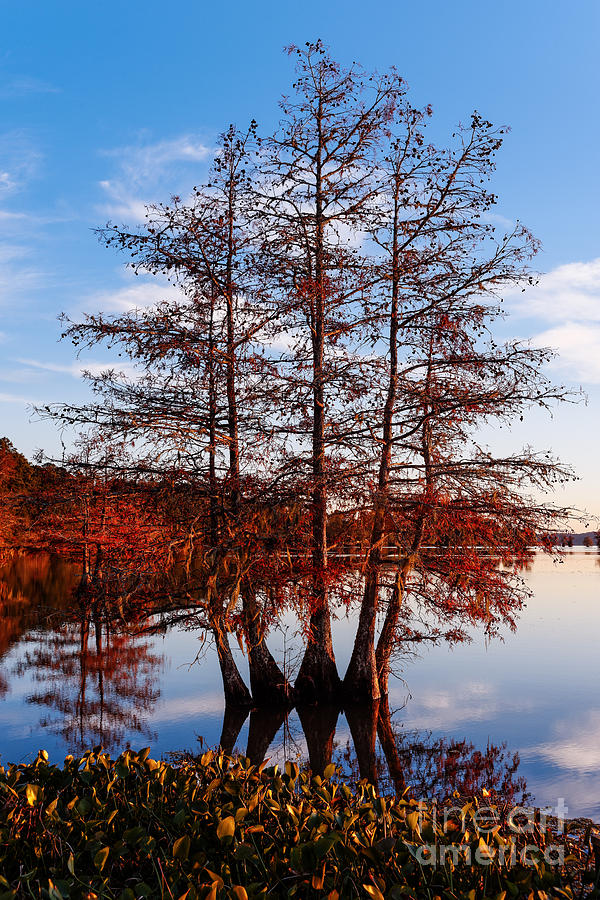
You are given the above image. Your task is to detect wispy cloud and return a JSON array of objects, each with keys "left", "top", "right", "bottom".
[
  {"left": 0, "top": 131, "right": 42, "bottom": 195},
  {"left": 506, "top": 258, "right": 600, "bottom": 324},
  {"left": 391, "top": 680, "right": 537, "bottom": 732},
  {"left": 0, "top": 243, "right": 44, "bottom": 306},
  {"left": 0, "top": 210, "right": 30, "bottom": 222},
  {"left": 17, "top": 358, "right": 141, "bottom": 381},
  {"left": 78, "top": 272, "right": 184, "bottom": 315},
  {"left": 504, "top": 258, "right": 600, "bottom": 384},
  {"left": 98, "top": 135, "right": 213, "bottom": 220},
  {"left": 532, "top": 323, "right": 600, "bottom": 384},
  {"left": 0, "top": 76, "right": 60, "bottom": 99},
  {"left": 0, "top": 391, "right": 34, "bottom": 404},
  {"left": 524, "top": 709, "right": 600, "bottom": 773}
]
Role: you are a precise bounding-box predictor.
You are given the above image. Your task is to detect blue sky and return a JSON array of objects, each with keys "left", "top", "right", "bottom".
[{"left": 1, "top": 0, "right": 599, "bottom": 520}]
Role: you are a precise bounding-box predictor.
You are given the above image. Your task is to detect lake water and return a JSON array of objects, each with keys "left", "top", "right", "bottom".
[{"left": 0, "top": 550, "right": 599, "bottom": 818}]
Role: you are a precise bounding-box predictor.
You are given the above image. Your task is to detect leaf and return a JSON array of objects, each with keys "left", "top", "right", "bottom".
[
  {"left": 323, "top": 763, "right": 336, "bottom": 779},
  {"left": 204, "top": 870, "right": 223, "bottom": 889},
  {"left": 312, "top": 865, "right": 326, "bottom": 890},
  {"left": 231, "top": 889, "right": 248, "bottom": 900},
  {"left": 94, "top": 846, "right": 110, "bottom": 872},
  {"left": 285, "top": 761, "right": 299, "bottom": 779},
  {"left": 217, "top": 815, "right": 235, "bottom": 840},
  {"left": 25, "top": 784, "right": 42, "bottom": 806},
  {"left": 173, "top": 835, "right": 191, "bottom": 860},
  {"left": 67, "top": 853, "right": 75, "bottom": 875},
  {"left": 363, "top": 885, "right": 385, "bottom": 900},
  {"left": 406, "top": 811, "right": 421, "bottom": 833},
  {"left": 47, "top": 880, "right": 64, "bottom": 900},
  {"left": 315, "top": 832, "right": 342, "bottom": 858}
]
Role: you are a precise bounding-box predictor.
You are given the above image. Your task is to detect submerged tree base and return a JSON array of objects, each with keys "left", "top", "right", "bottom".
[
  {"left": 295, "top": 641, "right": 342, "bottom": 704},
  {"left": 0, "top": 748, "right": 589, "bottom": 899}
]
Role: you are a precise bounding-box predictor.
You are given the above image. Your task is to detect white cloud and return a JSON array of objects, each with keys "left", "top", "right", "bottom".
[
  {"left": 525, "top": 709, "right": 600, "bottom": 773},
  {"left": 17, "top": 358, "right": 141, "bottom": 381},
  {"left": 502, "top": 258, "right": 600, "bottom": 384},
  {"left": 99, "top": 135, "right": 213, "bottom": 221},
  {"left": 506, "top": 258, "right": 600, "bottom": 325},
  {"left": 83, "top": 274, "right": 185, "bottom": 314},
  {"left": 0, "top": 132, "right": 41, "bottom": 195},
  {"left": 481, "top": 212, "right": 515, "bottom": 230},
  {"left": 0, "top": 391, "right": 32, "bottom": 404},
  {"left": 0, "top": 244, "right": 44, "bottom": 306},
  {"left": 532, "top": 323, "right": 600, "bottom": 384},
  {"left": 0, "top": 76, "right": 60, "bottom": 98},
  {"left": 0, "top": 210, "right": 30, "bottom": 223},
  {"left": 391, "top": 680, "right": 537, "bottom": 732}
]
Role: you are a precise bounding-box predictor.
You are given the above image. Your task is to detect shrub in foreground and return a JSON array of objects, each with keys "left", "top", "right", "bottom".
[{"left": 0, "top": 748, "right": 587, "bottom": 898}]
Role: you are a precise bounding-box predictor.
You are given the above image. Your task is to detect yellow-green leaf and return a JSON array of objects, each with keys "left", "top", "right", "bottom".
[
  {"left": 406, "top": 811, "right": 421, "bottom": 833},
  {"left": 47, "top": 879, "right": 64, "bottom": 900},
  {"left": 94, "top": 846, "right": 110, "bottom": 872},
  {"left": 204, "top": 870, "right": 223, "bottom": 889},
  {"left": 363, "top": 885, "right": 385, "bottom": 900},
  {"left": 312, "top": 866, "right": 325, "bottom": 890},
  {"left": 25, "top": 784, "right": 42, "bottom": 806},
  {"left": 217, "top": 816, "right": 235, "bottom": 840},
  {"left": 173, "top": 835, "right": 191, "bottom": 860}
]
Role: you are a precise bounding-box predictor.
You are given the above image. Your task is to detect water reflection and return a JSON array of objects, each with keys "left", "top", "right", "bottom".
[
  {"left": 0, "top": 553, "right": 164, "bottom": 753},
  {"left": 15, "top": 617, "right": 163, "bottom": 751},
  {"left": 4, "top": 551, "right": 600, "bottom": 815}
]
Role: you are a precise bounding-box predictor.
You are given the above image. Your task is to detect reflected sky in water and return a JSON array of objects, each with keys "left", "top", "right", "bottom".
[{"left": 0, "top": 551, "right": 599, "bottom": 817}]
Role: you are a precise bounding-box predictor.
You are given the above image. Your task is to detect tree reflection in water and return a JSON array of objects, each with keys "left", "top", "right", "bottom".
[
  {"left": 0, "top": 553, "right": 76, "bottom": 698},
  {"left": 336, "top": 693, "right": 528, "bottom": 803},
  {"left": 0, "top": 552, "right": 164, "bottom": 753},
  {"left": 0, "top": 555, "right": 526, "bottom": 802},
  {"left": 214, "top": 696, "right": 528, "bottom": 804},
  {"left": 14, "top": 615, "right": 164, "bottom": 752}
]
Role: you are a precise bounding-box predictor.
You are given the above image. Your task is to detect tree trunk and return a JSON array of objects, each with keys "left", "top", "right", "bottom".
[
  {"left": 375, "top": 567, "right": 405, "bottom": 697},
  {"left": 343, "top": 552, "right": 382, "bottom": 702},
  {"left": 244, "top": 585, "right": 292, "bottom": 706},
  {"left": 295, "top": 605, "right": 341, "bottom": 703},
  {"left": 344, "top": 182, "right": 401, "bottom": 701},
  {"left": 297, "top": 99, "right": 340, "bottom": 701},
  {"left": 213, "top": 628, "right": 252, "bottom": 708}
]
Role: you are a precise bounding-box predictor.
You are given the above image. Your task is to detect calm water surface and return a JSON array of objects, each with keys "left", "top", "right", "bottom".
[{"left": 0, "top": 551, "right": 598, "bottom": 817}]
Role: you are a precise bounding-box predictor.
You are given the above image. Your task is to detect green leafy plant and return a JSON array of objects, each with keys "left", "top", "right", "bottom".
[{"left": 0, "top": 749, "right": 588, "bottom": 899}]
